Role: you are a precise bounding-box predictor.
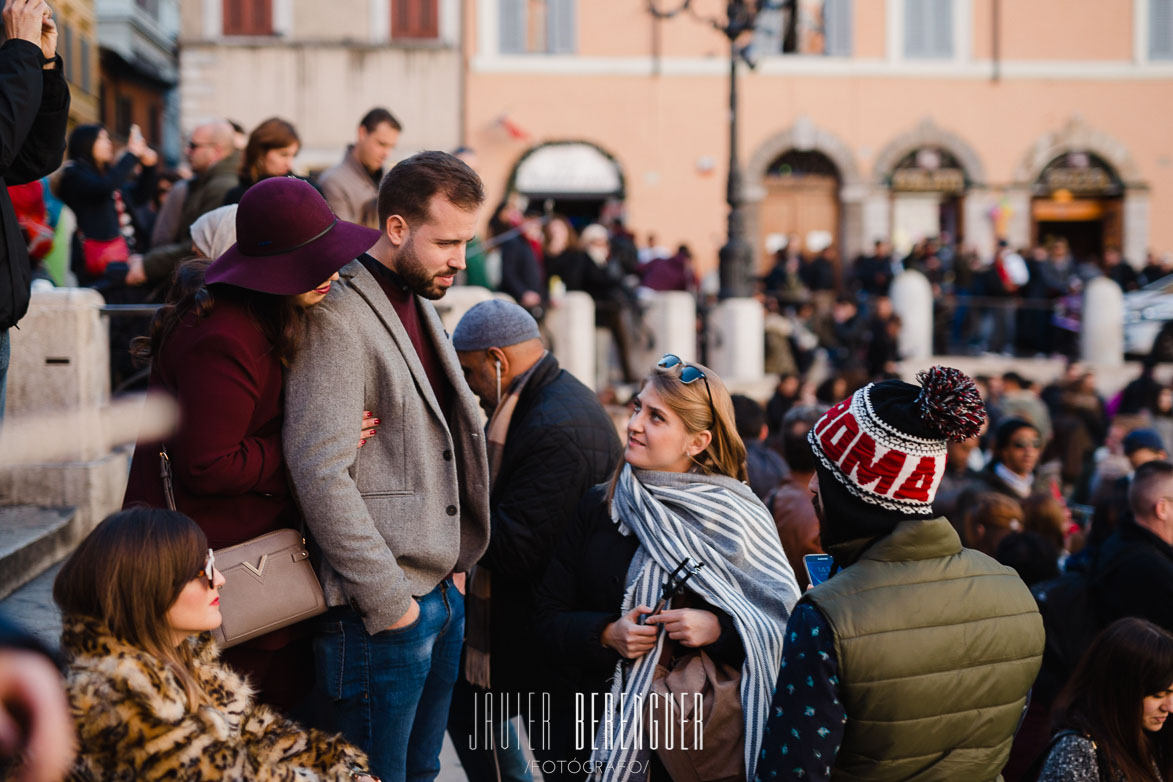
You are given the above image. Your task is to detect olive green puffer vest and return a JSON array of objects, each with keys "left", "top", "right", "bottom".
[{"left": 803, "top": 518, "right": 1044, "bottom": 782}]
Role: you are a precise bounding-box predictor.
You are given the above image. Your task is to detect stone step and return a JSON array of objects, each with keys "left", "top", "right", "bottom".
[{"left": 0, "top": 505, "right": 76, "bottom": 601}]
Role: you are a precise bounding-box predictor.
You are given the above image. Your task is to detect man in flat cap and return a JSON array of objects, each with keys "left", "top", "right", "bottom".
[{"left": 447, "top": 299, "right": 621, "bottom": 779}]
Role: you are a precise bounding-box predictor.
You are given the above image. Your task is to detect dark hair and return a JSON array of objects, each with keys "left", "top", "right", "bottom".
[
  {"left": 993, "top": 417, "right": 1039, "bottom": 455},
  {"left": 130, "top": 259, "right": 308, "bottom": 367},
  {"left": 488, "top": 200, "right": 516, "bottom": 239},
  {"left": 1052, "top": 618, "right": 1173, "bottom": 782},
  {"left": 993, "top": 531, "right": 1060, "bottom": 586},
  {"left": 67, "top": 124, "right": 104, "bottom": 169},
  {"left": 240, "top": 117, "right": 299, "bottom": 182},
  {"left": 360, "top": 107, "right": 402, "bottom": 133},
  {"left": 377, "top": 151, "right": 485, "bottom": 230},
  {"left": 781, "top": 405, "right": 823, "bottom": 474},
  {"left": 54, "top": 507, "right": 209, "bottom": 708},
  {"left": 731, "top": 394, "right": 765, "bottom": 441},
  {"left": 1129, "top": 460, "right": 1173, "bottom": 519}
]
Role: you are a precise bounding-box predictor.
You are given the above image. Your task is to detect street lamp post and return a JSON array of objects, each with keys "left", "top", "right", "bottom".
[{"left": 649, "top": 0, "right": 781, "bottom": 299}]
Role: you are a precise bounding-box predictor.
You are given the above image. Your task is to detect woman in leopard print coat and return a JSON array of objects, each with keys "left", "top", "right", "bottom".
[{"left": 56, "top": 508, "right": 374, "bottom": 781}]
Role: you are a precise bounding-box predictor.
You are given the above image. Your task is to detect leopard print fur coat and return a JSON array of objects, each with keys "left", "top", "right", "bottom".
[{"left": 61, "top": 614, "right": 368, "bottom": 781}]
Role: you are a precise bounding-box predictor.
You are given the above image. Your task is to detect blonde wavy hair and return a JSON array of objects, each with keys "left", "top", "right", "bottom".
[{"left": 611, "top": 359, "right": 749, "bottom": 498}]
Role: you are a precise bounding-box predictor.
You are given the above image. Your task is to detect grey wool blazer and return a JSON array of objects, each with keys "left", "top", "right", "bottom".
[{"left": 283, "top": 258, "right": 490, "bottom": 634}]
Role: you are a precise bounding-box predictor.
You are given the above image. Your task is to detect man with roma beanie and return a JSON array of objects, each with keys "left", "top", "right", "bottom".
[{"left": 756, "top": 367, "right": 1044, "bottom": 781}]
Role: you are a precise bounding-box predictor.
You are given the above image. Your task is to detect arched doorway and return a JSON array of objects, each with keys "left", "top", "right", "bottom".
[
  {"left": 757, "top": 149, "right": 842, "bottom": 273},
  {"left": 508, "top": 141, "right": 624, "bottom": 226},
  {"left": 885, "top": 146, "right": 969, "bottom": 254},
  {"left": 1030, "top": 151, "right": 1124, "bottom": 262}
]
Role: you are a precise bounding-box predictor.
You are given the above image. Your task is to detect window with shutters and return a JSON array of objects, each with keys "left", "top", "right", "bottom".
[
  {"left": 751, "top": 0, "right": 851, "bottom": 56},
  {"left": 222, "top": 0, "right": 273, "bottom": 36},
  {"left": 904, "top": 0, "right": 953, "bottom": 58},
  {"left": 393, "top": 0, "right": 439, "bottom": 40},
  {"left": 499, "top": 0, "right": 576, "bottom": 54},
  {"left": 1153, "top": 0, "right": 1173, "bottom": 60}
]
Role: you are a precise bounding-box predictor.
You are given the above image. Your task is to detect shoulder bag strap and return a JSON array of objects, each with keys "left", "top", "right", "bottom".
[{"left": 159, "top": 445, "right": 177, "bottom": 511}]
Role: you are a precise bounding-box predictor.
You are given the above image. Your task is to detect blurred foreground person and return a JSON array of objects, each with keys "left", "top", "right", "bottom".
[
  {"left": 447, "top": 300, "right": 621, "bottom": 781},
  {"left": 767, "top": 404, "right": 825, "bottom": 589},
  {"left": 122, "top": 177, "right": 380, "bottom": 709},
  {"left": 0, "top": 615, "right": 74, "bottom": 782},
  {"left": 758, "top": 367, "right": 1044, "bottom": 781},
  {"left": 1038, "top": 618, "right": 1173, "bottom": 782},
  {"left": 55, "top": 508, "right": 375, "bottom": 781},
  {"left": 538, "top": 356, "right": 800, "bottom": 782}
]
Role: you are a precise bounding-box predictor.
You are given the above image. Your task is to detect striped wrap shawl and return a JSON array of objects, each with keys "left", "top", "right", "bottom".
[{"left": 593, "top": 465, "right": 801, "bottom": 782}]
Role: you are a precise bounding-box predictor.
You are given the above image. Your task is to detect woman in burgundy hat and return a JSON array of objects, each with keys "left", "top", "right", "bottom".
[{"left": 122, "top": 176, "right": 381, "bottom": 711}]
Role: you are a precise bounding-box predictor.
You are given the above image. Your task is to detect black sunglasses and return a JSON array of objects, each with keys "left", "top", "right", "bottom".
[
  {"left": 195, "top": 548, "right": 216, "bottom": 589},
  {"left": 657, "top": 354, "right": 716, "bottom": 419}
]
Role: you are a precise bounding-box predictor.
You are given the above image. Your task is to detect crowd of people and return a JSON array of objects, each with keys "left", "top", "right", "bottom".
[
  {"left": 760, "top": 234, "right": 1173, "bottom": 378},
  {"left": 5, "top": 4, "right": 1173, "bottom": 782}
]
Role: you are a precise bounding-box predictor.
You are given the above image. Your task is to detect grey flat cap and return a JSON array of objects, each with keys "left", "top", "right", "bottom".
[{"left": 452, "top": 299, "right": 541, "bottom": 351}]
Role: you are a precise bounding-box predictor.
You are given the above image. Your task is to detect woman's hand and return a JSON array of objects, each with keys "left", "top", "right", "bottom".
[
  {"left": 358, "top": 410, "right": 379, "bottom": 448},
  {"left": 644, "top": 608, "right": 721, "bottom": 648},
  {"left": 601, "top": 605, "right": 657, "bottom": 659}
]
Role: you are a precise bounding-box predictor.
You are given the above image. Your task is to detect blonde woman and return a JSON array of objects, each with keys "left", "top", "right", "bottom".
[{"left": 537, "top": 355, "right": 800, "bottom": 782}]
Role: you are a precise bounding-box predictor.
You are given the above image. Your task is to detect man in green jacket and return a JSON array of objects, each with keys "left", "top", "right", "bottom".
[
  {"left": 757, "top": 367, "right": 1044, "bottom": 782},
  {"left": 126, "top": 120, "right": 239, "bottom": 285}
]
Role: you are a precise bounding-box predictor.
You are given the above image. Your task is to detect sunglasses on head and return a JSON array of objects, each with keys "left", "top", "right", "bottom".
[
  {"left": 195, "top": 548, "right": 216, "bottom": 589},
  {"left": 656, "top": 354, "right": 715, "bottom": 418}
]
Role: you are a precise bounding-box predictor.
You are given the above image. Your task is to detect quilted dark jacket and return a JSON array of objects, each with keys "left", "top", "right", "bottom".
[{"left": 481, "top": 352, "right": 622, "bottom": 693}]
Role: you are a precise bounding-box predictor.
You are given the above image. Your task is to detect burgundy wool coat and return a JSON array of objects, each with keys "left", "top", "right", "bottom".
[{"left": 123, "top": 298, "right": 299, "bottom": 548}]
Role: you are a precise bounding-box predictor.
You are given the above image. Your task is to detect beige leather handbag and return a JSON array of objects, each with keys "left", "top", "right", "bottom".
[
  {"left": 210, "top": 528, "right": 327, "bottom": 648},
  {"left": 160, "top": 447, "right": 327, "bottom": 648}
]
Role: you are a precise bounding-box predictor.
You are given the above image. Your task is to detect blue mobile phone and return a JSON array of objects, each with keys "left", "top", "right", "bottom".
[{"left": 803, "top": 553, "right": 835, "bottom": 587}]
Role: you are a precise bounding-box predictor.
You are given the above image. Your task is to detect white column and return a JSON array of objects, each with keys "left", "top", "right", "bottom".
[
  {"left": 890, "top": 269, "right": 933, "bottom": 363},
  {"left": 1004, "top": 187, "right": 1032, "bottom": 251},
  {"left": 706, "top": 298, "right": 764, "bottom": 384},
  {"left": 861, "top": 187, "right": 891, "bottom": 250},
  {"left": 1124, "top": 188, "right": 1151, "bottom": 268},
  {"left": 1081, "top": 278, "right": 1124, "bottom": 367},
  {"left": 546, "top": 292, "right": 596, "bottom": 390},
  {"left": 630, "top": 291, "right": 697, "bottom": 374}
]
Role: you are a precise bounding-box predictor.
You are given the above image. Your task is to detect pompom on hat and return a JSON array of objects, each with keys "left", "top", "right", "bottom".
[{"left": 808, "top": 366, "right": 985, "bottom": 519}]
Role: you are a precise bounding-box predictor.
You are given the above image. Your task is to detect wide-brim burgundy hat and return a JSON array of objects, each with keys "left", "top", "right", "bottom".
[{"left": 206, "top": 176, "right": 380, "bottom": 295}]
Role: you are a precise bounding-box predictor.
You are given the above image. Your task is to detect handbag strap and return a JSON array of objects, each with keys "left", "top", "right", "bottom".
[{"left": 159, "top": 445, "right": 177, "bottom": 511}]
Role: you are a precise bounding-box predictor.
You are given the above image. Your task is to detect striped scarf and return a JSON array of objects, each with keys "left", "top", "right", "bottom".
[{"left": 593, "top": 465, "right": 801, "bottom": 782}]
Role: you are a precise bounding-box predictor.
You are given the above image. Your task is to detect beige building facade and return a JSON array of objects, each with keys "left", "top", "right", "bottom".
[
  {"left": 54, "top": 0, "right": 101, "bottom": 128},
  {"left": 463, "top": 0, "right": 1173, "bottom": 275},
  {"left": 178, "top": 0, "right": 463, "bottom": 172}
]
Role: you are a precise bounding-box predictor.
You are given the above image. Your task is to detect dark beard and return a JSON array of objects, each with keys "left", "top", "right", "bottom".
[{"left": 396, "top": 237, "right": 448, "bottom": 300}]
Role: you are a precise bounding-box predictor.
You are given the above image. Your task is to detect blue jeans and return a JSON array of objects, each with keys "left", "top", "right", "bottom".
[{"left": 313, "top": 579, "right": 465, "bottom": 782}]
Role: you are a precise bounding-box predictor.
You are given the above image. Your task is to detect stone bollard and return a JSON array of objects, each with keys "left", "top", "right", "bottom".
[
  {"left": 890, "top": 269, "right": 934, "bottom": 364},
  {"left": 545, "top": 292, "right": 596, "bottom": 389},
  {"left": 1081, "top": 277, "right": 1124, "bottom": 367},
  {"left": 631, "top": 291, "right": 697, "bottom": 373},
  {"left": 1, "top": 288, "right": 127, "bottom": 540},
  {"left": 706, "top": 298, "right": 764, "bottom": 385}
]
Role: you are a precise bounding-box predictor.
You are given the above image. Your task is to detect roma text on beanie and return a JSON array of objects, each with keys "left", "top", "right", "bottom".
[{"left": 808, "top": 366, "right": 985, "bottom": 518}]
